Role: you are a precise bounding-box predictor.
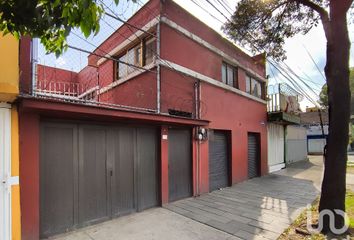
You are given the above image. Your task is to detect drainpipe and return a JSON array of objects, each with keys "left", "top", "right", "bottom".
[
  {"left": 31, "top": 38, "right": 38, "bottom": 95},
  {"left": 284, "top": 125, "right": 287, "bottom": 165},
  {"left": 195, "top": 132, "right": 199, "bottom": 196},
  {"left": 196, "top": 80, "right": 202, "bottom": 196},
  {"left": 156, "top": 21, "right": 161, "bottom": 114}
]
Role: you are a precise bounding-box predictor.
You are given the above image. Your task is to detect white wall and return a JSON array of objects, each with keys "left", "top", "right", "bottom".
[
  {"left": 308, "top": 138, "right": 326, "bottom": 154},
  {"left": 307, "top": 125, "right": 329, "bottom": 136},
  {"left": 286, "top": 125, "right": 308, "bottom": 164},
  {"left": 267, "top": 123, "right": 285, "bottom": 172}
]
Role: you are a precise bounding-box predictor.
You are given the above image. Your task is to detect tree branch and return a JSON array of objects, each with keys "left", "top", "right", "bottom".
[
  {"left": 292, "top": 0, "right": 329, "bottom": 22},
  {"left": 343, "top": 0, "right": 354, "bottom": 12},
  {"left": 292, "top": 0, "right": 330, "bottom": 40}
]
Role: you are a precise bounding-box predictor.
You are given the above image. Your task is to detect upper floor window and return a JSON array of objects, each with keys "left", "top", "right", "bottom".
[
  {"left": 222, "top": 62, "right": 238, "bottom": 88},
  {"left": 115, "top": 37, "right": 156, "bottom": 80},
  {"left": 246, "top": 75, "right": 264, "bottom": 99}
]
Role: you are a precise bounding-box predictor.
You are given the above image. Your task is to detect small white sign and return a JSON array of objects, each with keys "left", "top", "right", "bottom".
[{"left": 162, "top": 135, "right": 168, "bottom": 140}]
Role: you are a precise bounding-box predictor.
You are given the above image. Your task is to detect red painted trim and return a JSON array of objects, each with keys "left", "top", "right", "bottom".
[
  {"left": 160, "top": 126, "right": 169, "bottom": 204},
  {"left": 19, "top": 112, "right": 40, "bottom": 240},
  {"left": 192, "top": 128, "right": 197, "bottom": 196},
  {"left": 19, "top": 36, "right": 32, "bottom": 94},
  {"left": 19, "top": 98, "right": 209, "bottom": 126}
]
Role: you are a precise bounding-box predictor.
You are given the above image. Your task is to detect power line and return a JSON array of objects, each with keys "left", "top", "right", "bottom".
[
  {"left": 102, "top": 9, "right": 155, "bottom": 38},
  {"left": 189, "top": 0, "right": 225, "bottom": 24},
  {"left": 302, "top": 44, "right": 326, "bottom": 81},
  {"left": 68, "top": 45, "right": 156, "bottom": 73},
  {"left": 220, "top": 0, "right": 234, "bottom": 13},
  {"left": 215, "top": 0, "right": 233, "bottom": 15},
  {"left": 269, "top": 59, "right": 320, "bottom": 107},
  {"left": 188, "top": 0, "right": 320, "bottom": 105},
  {"left": 202, "top": 0, "right": 231, "bottom": 22}
]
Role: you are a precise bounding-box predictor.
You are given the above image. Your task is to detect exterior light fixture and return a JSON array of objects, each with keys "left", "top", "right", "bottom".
[{"left": 196, "top": 127, "right": 208, "bottom": 141}]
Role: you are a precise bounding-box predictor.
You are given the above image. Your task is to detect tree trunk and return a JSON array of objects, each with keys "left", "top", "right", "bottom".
[{"left": 319, "top": 1, "right": 351, "bottom": 233}]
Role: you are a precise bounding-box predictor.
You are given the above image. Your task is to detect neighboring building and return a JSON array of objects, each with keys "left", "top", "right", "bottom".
[
  {"left": 267, "top": 83, "right": 307, "bottom": 172},
  {"left": 301, "top": 110, "right": 329, "bottom": 154},
  {"left": 18, "top": 0, "right": 268, "bottom": 238},
  {"left": 0, "top": 34, "right": 24, "bottom": 240}
]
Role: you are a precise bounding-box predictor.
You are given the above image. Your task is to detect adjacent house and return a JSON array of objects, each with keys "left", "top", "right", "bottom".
[
  {"left": 301, "top": 109, "right": 329, "bottom": 154},
  {"left": 0, "top": 34, "right": 27, "bottom": 240},
  {"left": 18, "top": 0, "right": 268, "bottom": 238},
  {"left": 267, "top": 83, "right": 307, "bottom": 172}
]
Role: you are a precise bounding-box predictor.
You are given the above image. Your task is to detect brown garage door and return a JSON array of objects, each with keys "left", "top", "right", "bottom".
[{"left": 40, "top": 122, "right": 159, "bottom": 237}]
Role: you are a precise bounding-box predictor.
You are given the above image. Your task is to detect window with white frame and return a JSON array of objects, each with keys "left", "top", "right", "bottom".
[
  {"left": 246, "top": 75, "right": 264, "bottom": 99},
  {"left": 222, "top": 62, "right": 238, "bottom": 88},
  {"left": 115, "top": 37, "right": 156, "bottom": 80}
]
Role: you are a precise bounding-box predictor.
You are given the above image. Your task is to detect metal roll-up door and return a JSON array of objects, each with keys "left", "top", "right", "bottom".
[
  {"left": 168, "top": 128, "right": 192, "bottom": 202},
  {"left": 209, "top": 131, "right": 229, "bottom": 191},
  {"left": 248, "top": 133, "right": 260, "bottom": 179}
]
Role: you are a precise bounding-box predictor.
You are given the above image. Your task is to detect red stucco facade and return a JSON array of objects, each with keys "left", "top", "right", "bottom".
[{"left": 19, "top": 0, "right": 268, "bottom": 239}]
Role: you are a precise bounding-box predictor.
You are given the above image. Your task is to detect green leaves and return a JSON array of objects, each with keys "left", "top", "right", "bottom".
[
  {"left": 222, "top": 0, "right": 323, "bottom": 61},
  {"left": 0, "top": 0, "right": 114, "bottom": 56}
]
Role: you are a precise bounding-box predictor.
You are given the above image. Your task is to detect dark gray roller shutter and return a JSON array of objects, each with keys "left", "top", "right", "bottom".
[
  {"left": 209, "top": 131, "right": 229, "bottom": 191},
  {"left": 40, "top": 123, "right": 77, "bottom": 237},
  {"left": 168, "top": 128, "right": 192, "bottom": 202},
  {"left": 248, "top": 133, "right": 260, "bottom": 179}
]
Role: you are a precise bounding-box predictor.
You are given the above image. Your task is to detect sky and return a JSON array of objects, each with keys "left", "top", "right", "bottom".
[{"left": 37, "top": 0, "right": 354, "bottom": 110}]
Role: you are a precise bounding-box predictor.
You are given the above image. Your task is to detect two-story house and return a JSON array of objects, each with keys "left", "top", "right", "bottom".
[{"left": 18, "top": 0, "right": 268, "bottom": 239}]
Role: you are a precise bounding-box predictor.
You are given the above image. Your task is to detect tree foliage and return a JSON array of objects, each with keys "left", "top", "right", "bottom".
[
  {"left": 319, "top": 68, "right": 354, "bottom": 107},
  {"left": 223, "top": 0, "right": 330, "bottom": 61},
  {"left": 0, "top": 0, "right": 119, "bottom": 56}
]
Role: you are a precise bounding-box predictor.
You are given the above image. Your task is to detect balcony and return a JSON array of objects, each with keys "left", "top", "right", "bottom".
[
  {"left": 267, "top": 83, "right": 302, "bottom": 125},
  {"left": 34, "top": 80, "right": 99, "bottom": 102}
]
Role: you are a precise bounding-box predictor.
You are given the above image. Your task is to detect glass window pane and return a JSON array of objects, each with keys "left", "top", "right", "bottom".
[
  {"left": 144, "top": 38, "right": 156, "bottom": 65},
  {"left": 135, "top": 46, "right": 141, "bottom": 66},
  {"left": 222, "top": 63, "right": 227, "bottom": 83},
  {"left": 127, "top": 48, "right": 135, "bottom": 74},
  {"left": 251, "top": 79, "right": 257, "bottom": 96},
  {"left": 234, "top": 68, "right": 238, "bottom": 88},
  {"left": 227, "top": 65, "right": 234, "bottom": 86},
  {"left": 118, "top": 54, "right": 127, "bottom": 79},
  {"left": 246, "top": 76, "right": 251, "bottom": 93},
  {"left": 256, "top": 81, "right": 262, "bottom": 98}
]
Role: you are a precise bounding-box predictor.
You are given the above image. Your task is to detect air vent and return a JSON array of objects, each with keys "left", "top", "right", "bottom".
[{"left": 168, "top": 109, "right": 192, "bottom": 118}]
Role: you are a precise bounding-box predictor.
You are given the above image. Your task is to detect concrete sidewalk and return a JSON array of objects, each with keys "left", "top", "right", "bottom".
[
  {"left": 166, "top": 159, "right": 321, "bottom": 240},
  {"left": 48, "top": 157, "right": 323, "bottom": 240}
]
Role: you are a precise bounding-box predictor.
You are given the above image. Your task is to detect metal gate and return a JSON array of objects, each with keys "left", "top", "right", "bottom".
[
  {"left": 248, "top": 133, "right": 260, "bottom": 179},
  {"left": 0, "top": 106, "right": 11, "bottom": 240},
  {"left": 40, "top": 122, "right": 159, "bottom": 237},
  {"left": 168, "top": 128, "right": 192, "bottom": 202},
  {"left": 209, "top": 130, "right": 229, "bottom": 191},
  {"left": 267, "top": 123, "right": 285, "bottom": 173}
]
